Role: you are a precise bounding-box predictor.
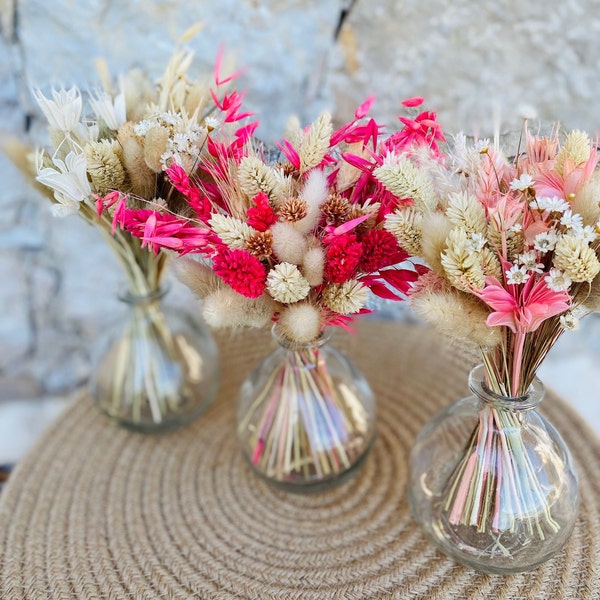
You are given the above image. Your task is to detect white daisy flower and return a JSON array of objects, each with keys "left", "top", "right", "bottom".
[
  {"left": 474, "top": 139, "right": 490, "bottom": 153},
  {"left": 533, "top": 230, "right": 558, "bottom": 253},
  {"left": 581, "top": 225, "right": 599, "bottom": 244},
  {"left": 467, "top": 232, "right": 486, "bottom": 252},
  {"left": 531, "top": 196, "right": 570, "bottom": 213},
  {"left": 510, "top": 174, "right": 534, "bottom": 191},
  {"left": 560, "top": 209, "right": 584, "bottom": 233},
  {"left": 517, "top": 250, "right": 544, "bottom": 273},
  {"left": 545, "top": 268, "right": 572, "bottom": 292},
  {"left": 505, "top": 264, "right": 530, "bottom": 285}
]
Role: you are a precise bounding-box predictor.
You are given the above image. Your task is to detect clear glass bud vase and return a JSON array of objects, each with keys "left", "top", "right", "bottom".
[
  {"left": 408, "top": 364, "right": 579, "bottom": 573},
  {"left": 91, "top": 285, "right": 219, "bottom": 433},
  {"left": 237, "top": 326, "right": 376, "bottom": 492}
]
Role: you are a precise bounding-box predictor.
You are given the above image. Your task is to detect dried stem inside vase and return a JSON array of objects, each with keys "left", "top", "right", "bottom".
[{"left": 239, "top": 346, "right": 368, "bottom": 484}]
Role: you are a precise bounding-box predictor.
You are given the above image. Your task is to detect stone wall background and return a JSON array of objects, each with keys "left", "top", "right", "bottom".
[{"left": 2, "top": 0, "right": 600, "bottom": 410}]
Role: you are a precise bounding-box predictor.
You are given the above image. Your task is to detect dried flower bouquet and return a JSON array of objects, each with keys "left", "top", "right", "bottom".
[
  {"left": 381, "top": 123, "right": 598, "bottom": 565},
  {"left": 119, "top": 96, "right": 444, "bottom": 483}
]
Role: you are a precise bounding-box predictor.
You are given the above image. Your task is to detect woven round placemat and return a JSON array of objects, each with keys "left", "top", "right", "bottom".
[{"left": 0, "top": 320, "right": 598, "bottom": 599}]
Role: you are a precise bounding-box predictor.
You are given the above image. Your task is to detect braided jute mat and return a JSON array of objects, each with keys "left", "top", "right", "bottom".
[{"left": 0, "top": 320, "right": 599, "bottom": 600}]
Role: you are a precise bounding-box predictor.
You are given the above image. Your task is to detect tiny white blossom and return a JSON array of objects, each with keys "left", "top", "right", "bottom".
[
  {"left": 559, "top": 312, "right": 579, "bottom": 330},
  {"left": 466, "top": 232, "right": 486, "bottom": 252},
  {"left": 531, "top": 196, "right": 570, "bottom": 213},
  {"left": 474, "top": 139, "right": 490, "bottom": 153},
  {"left": 510, "top": 174, "right": 534, "bottom": 191},
  {"left": 505, "top": 264, "right": 530, "bottom": 285},
  {"left": 533, "top": 230, "right": 558, "bottom": 253},
  {"left": 560, "top": 209, "right": 584, "bottom": 233},
  {"left": 545, "top": 267, "right": 572, "bottom": 292},
  {"left": 509, "top": 222, "right": 523, "bottom": 233},
  {"left": 204, "top": 116, "right": 221, "bottom": 130},
  {"left": 581, "top": 225, "right": 599, "bottom": 244},
  {"left": 517, "top": 250, "right": 544, "bottom": 274}
]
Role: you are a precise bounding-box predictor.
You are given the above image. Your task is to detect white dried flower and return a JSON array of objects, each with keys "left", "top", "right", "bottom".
[
  {"left": 560, "top": 209, "right": 584, "bottom": 233},
  {"left": 533, "top": 230, "right": 559, "bottom": 253},
  {"left": 517, "top": 250, "right": 544, "bottom": 274},
  {"left": 89, "top": 89, "right": 127, "bottom": 131},
  {"left": 467, "top": 232, "right": 487, "bottom": 252},
  {"left": 505, "top": 264, "right": 530, "bottom": 285},
  {"left": 531, "top": 196, "right": 570, "bottom": 213},
  {"left": 266, "top": 263, "right": 311, "bottom": 303},
  {"left": 545, "top": 268, "right": 572, "bottom": 292},
  {"left": 36, "top": 150, "right": 91, "bottom": 217},
  {"left": 559, "top": 312, "right": 579, "bottom": 330},
  {"left": 34, "top": 87, "right": 83, "bottom": 133},
  {"left": 509, "top": 174, "right": 534, "bottom": 191},
  {"left": 322, "top": 280, "right": 369, "bottom": 314},
  {"left": 209, "top": 214, "right": 255, "bottom": 249}
]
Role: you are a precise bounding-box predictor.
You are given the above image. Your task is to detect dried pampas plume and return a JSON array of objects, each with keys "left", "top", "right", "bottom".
[
  {"left": 271, "top": 221, "right": 308, "bottom": 264},
  {"left": 294, "top": 168, "right": 329, "bottom": 234},
  {"left": 117, "top": 122, "right": 156, "bottom": 197},
  {"left": 410, "top": 273, "right": 500, "bottom": 348},
  {"left": 302, "top": 246, "right": 325, "bottom": 286},
  {"left": 203, "top": 287, "right": 276, "bottom": 329},
  {"left": 143, "top": 126, "right": 170, "bottom": 173},
  {"left": 419, "top": 212, "right": 453, "bottom": 274},
  {"left": 171, "top": 257, "right": 221, "bottom": 299}
]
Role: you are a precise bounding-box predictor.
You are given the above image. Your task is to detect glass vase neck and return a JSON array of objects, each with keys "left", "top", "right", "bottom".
[
  {"left": 118, "top": 284, "right": 169, "bottom": 306},
  {"left": 271, "top": 324, "right": 332, "bottom": 351},
  {"left": 468, "top": 364, "right": 544, "bottom": 411}
]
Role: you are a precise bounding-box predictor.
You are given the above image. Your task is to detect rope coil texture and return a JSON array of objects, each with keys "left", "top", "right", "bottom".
[{"left": 0, "top": 320, "right": 598, "bottom": 599}]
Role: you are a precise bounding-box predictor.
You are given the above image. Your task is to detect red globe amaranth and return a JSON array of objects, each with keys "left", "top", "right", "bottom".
[
  {"left": 324, "top": 234, "right": 363, "bottom": 283},
  {"left": 213, "top": 248, "right": 266, "bottom": 298},
  {"left": 359, "top": 229, "right": 408, "bottom": 272}
]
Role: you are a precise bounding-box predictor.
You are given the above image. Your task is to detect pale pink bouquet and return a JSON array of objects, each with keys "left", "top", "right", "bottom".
[{"left": 384, "top": 124, "right": 599, "bottom": 570}]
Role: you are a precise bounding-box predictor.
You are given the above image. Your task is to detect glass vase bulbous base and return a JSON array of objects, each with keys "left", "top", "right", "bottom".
[
  {"left": 408, "top": 365, "right": 579, "bottom": 574},
  {"left": 91, "top": 287, "right": 220, "bottom": 433},
  {"left": 237, "top": 328, "right": 376, "bottom": 493}
]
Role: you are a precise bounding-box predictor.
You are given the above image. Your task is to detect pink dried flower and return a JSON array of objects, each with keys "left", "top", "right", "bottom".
[
  {"left": 359, "top": 229, "right": 408, "bottom": 272},
  {"left": 247, "top": 192, "right": 276, "bottom": 232},
  {"left": 324, "top": 234, "right": 362, "bottom": 283},
  {"left": 213, "top": 247, "right": 267, "bottom": 298},
  {"left": 475, "top": 275, "right": 571, "bottom": 334}
]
